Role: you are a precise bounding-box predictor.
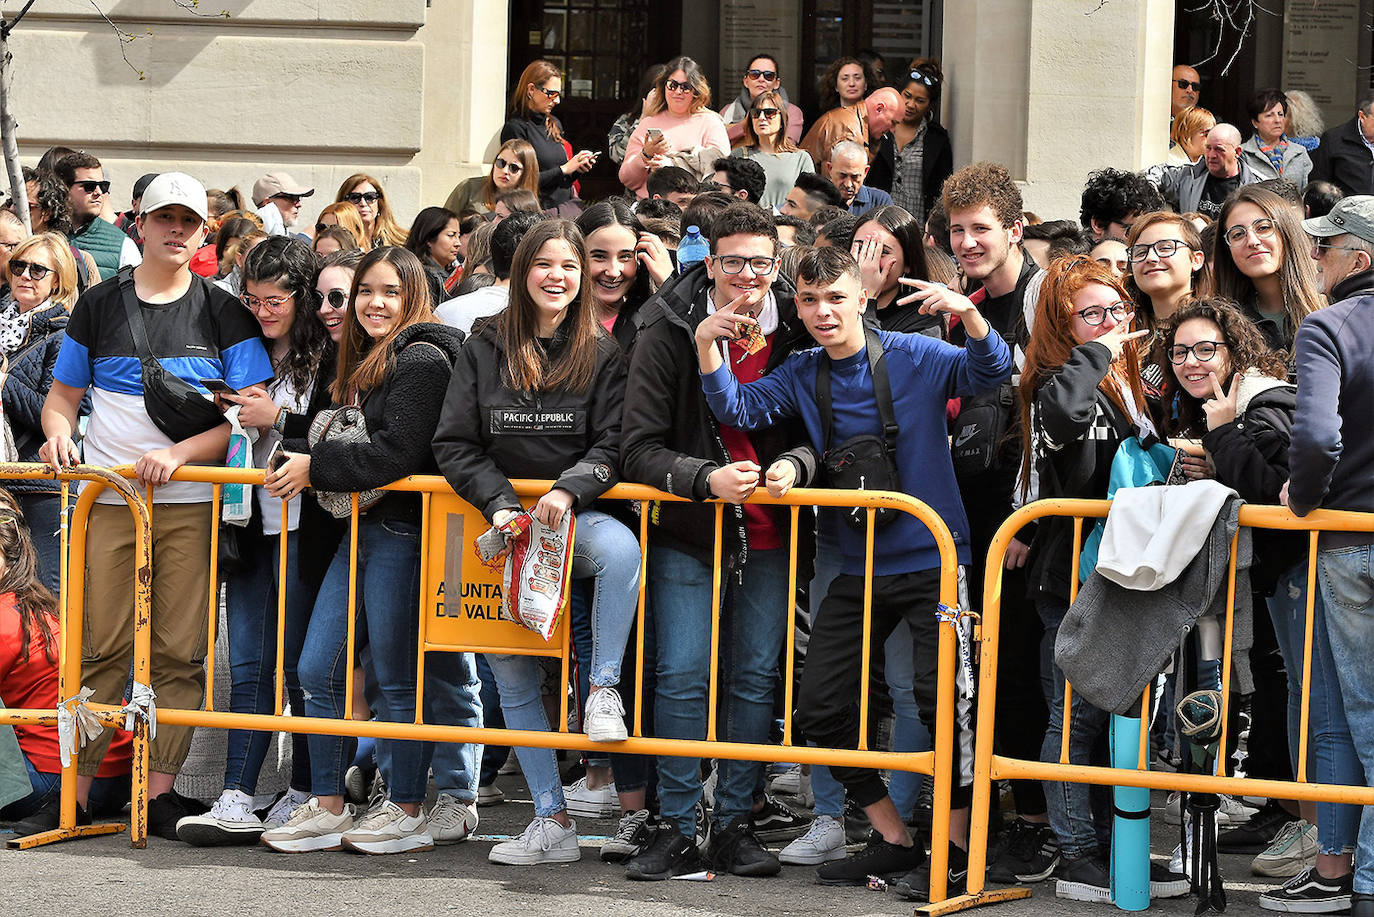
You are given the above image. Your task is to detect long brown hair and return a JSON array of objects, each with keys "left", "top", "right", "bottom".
[
  {"left": 331, "top": 246, "right": 436, "bottom": 401},
  {"left": 1212, "top": 185, "right": 1324, "bottom": 346},
  {"left": 336, "top": 174, "right": 409, "bottom": 248},
  {"left": 737, "top": 90, "right": 798, "bottom": 152},
  {"left": 0, "top": 490, "right": 58, "bottom": 664},
  {"left": 316, "top": 201, "right": 367, "bottom": 247},
  {"left": 496, "top": 220, "right": 599, "bottom": 394},
  {"left": 482, "top": 140, "right": 540, "bottom": 210},
  {"left": 645, "top": 56, "right": 712, "bottom": 116},
  {"left": 1019, "top": 256, "right": 1148, "bottom": 496},
  {"left": 1122, "top": 211, "right": 1210, "bottom": 334},
  {"left": 1157, "top": 297, "right": 1290, "bottom": 437},
  {"left": 509, "top": 59, "right": 565, "bottom": 143}
]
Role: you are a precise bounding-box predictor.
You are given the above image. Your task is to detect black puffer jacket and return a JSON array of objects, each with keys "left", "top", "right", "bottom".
[
  {"left": 1, "top": 300, "right": 83, "bottom": 495},
  {"left": 620, "top": 263, "right": 817, "bottom": 568},
  {"left": 310, "top": 322, "right": 464, "bottom": 525},
  {"left": 433, "top": 319, "right": 627, "bottom": 521}
]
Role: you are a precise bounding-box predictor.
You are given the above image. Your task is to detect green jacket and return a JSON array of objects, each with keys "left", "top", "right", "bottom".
[{"left": 72, "top": 216, "right": 126, "bottom": 281}]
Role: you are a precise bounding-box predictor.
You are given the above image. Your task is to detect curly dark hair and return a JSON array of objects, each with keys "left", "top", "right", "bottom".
[
  {"left": 941, "top": 162, "right": 1023, "bottom": 228},
  {"left": 817, "top": 56, "right": 876, "bottom": 112},
  {"left": 1157, "top": 296, "right": 1289, "bottom": 437},
  {"left": 1078, "top": 168, "right": 1166, "bottom": 235},
  {"left": 23, "top": 166, "right": 73, "bottom": 234},
  {"left": 242, "top": 236, "right": 329, "bottom": 396}
]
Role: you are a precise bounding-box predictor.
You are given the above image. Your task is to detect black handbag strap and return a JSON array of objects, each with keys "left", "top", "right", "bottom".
[
  {"left": 116, "top": 267, "right": 158, "bottom": 365},
  {"left": 816, "top": 327, "right": 899, "bottom": 455}
]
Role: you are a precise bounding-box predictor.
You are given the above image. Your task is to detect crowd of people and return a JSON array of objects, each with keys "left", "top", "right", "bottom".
[{"left": 0, "top": 50, "right": 1371, "bottom": 915}]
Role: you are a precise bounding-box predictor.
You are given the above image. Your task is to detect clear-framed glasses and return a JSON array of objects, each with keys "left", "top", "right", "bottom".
[
  {"left": 1127, "top": 239, "right": 1189, "bottom": 262},
  {"left": 1224, "top": 218, "right": 1277, "bottom": 247},
  {"left": 1168, "top": 341, "right": 1228, "bottom": 364},
  {"left": 241, "top": 292, "right": 295, "bottom": 313},
  {"left": 1074, "top": 302, "right": 1131, "bottom": 326},
  {"left": 713, "top": 254, "right": 778, "bottom": 275},
  {"left": 1310, "top": 237, "right": 1365, "bottom": 258}
]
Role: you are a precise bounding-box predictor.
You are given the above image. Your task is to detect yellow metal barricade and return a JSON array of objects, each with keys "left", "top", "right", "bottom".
[
  {"left": 934, "top": 498, "right": 1374, "bottom": 915},
  {"left": 0, "top": 463, "right": 154, "bottom": 850},
  {"left": 95, "top": 465, "right": 968, "bottom": 901}
]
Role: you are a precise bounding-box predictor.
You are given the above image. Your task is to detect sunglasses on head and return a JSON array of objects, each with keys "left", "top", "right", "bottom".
[
  {"left": 345, "top": 191, "right": 381, "bottom": 204},
  {"left": 314, "top": 221, "right": 332, "bottom": 233},
  {"left": 665, "top": 79, "right": 697, "bottom": 94},
  {"left": 313, "top": 288, "right": 348, "bottom": 309},
  {"left": 73, "top": 180, "right": 111, "bottom": 195},
  {"left": 909, "top": 70, "right": 940, "bottom": 87},
  {"left": 746, "top": 68, "right": 778, "bottom": 81},
  {"left": 1176, "top": 78, "right": 1201, "bottom": 92},
  {"left": 8, "top": 259, "right": 51, "bottom": 281}
]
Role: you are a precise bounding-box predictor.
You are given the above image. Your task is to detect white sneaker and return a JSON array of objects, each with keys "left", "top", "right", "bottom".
[
  {"left": 429, "top": 793, "right": 479, "bottom": 845},
  {"left": 488, "top": 816, "right": 581, "bottom": 865},
  {"left": 563, "top": 776, "right": 616, "bottom": 818},
  {"left": 779, "top": 814, "right": 847, "bottom": 865},
  {"left": 341, "top": 799, "right": 435, "bottom": 855},
  {"left": 1162, "top": 791, "right": 1256, "bottom": 826},
  {"left": 176, "top": 789, "right": 264, "bottom": 846},
  {"left": 769, "top": 764, "right": 814, "bottom": 808},
  {"left": 478, "top": 783, "right": 505, "bottom": 805},
  {"left": 584, "top": 687, "right": 628, "bottom": 742},
  {"left": 262, "top": 788, "right": 311, "bottom": 830},
  {"left": 1252, "top": 820, "right": 1318, "bottom": 878},
  {"left": 260, "top": 798, "right": 355, "bottom": 852}
]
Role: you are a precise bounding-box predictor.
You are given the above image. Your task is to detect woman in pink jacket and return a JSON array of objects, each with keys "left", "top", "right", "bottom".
[{"left": 619, "top": 57, "right": 730, "bottom": 198}]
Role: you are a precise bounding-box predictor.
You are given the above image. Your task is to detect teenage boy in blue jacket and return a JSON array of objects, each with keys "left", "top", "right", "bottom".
[{"left": 695, "top": 246, "right": 1012, "bottom": 901}]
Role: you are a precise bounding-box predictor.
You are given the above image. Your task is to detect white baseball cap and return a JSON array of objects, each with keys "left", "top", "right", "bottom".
[{"left": 139, "top": 172, "right": 208, "bottom": 221}]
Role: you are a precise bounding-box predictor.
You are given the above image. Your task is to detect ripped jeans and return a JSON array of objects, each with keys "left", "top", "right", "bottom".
[{"left": 483, "top": 509, "right": 640, "bottom": 816}]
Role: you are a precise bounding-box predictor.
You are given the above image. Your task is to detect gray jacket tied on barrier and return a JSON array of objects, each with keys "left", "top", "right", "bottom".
[{"left": 1054, "top": 490, "right": 1254, "bottom": 716}]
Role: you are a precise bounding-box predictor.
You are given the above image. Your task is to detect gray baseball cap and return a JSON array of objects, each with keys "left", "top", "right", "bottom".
[{"left": 1302, "top": 195, "right": 1374, "bottom": 245}]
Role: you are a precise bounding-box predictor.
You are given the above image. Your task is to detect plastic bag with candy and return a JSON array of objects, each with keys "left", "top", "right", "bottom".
[{"left": 474, "top": 510, "right": 575, "bottom": 641}]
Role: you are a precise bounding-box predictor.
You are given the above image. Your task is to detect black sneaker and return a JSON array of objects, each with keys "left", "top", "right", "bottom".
[
  {"left": 842, "top": 797, "right": 873, "bottom": 844},
  {"left": 816, "top": 831, "right": 924, "bottom": 887},
  {"left": 707, "top": 816, "right": 781, "bottom": 877},
  {"left": 1353, "top": 891, "right": 1374, "bottom": 917},
  {"left": 892, "top": 842, "right": 969, "bottom": 902},
  {"left": 602, "top": 809, "right": 657, "bottom": 863},
  {"left": 1149, "top": 860, "right": 1190, "bottom": 898},
  {"left": 1219, "top": 801, "right": 1293, "bottom": 852},
  {"left": 987, "top": 818, "right": 1061, "bottom": 883},
  {"left": 626, "top": 825, "right": 703, "bottom": 881},
  {"left": 1055, "top": 853, "right": 1112, "bottom": 903},
  {"left": 10, "top": 799, "right": 90, "bottom": 837},
  {"left": 147, "top": 790, "right": 209, "bottom": 841},
  {"left": 1259, "top": 866, "right": 1353, "bottom": 913},
  {"left": 749, "top": 794, "right": 811, "bottom": 844}
]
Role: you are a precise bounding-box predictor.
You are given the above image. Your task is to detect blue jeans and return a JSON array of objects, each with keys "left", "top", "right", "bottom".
[
  {"left": 298, "top": 518, "right": 433, "bottom": 805},
  {"left": 223, "top": 529, "right": 313, "bottom": 795},
  {"left": 1038, "top": 596, "right": 1111, "bottom": 859},
  {"left": 1315, "top": 544, "right": 1374, "bottom": 891},
  {"left": 1268, "top": 561, "right": 1360, "bottom": 855},
  {"left": 651, "top": 544, "right": 787, "bottom": 835},
  {"left": 570, "top": 582, "right": 607, "bottom": 769},
  {"left": 476, "top": 654, "right": 508, "bottom": 786},
  {"left": 0, "top": 753, "right": 127, "bottom": 820}
]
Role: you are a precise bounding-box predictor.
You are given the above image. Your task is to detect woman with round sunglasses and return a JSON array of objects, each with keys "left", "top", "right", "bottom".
[
  {"left": 443, "top": 139, "right": 541, "bottom": 220},
  {"left": 1213, "top": 185, "right": 1324, "bottom": 361},
  {"left": 0, "top": 234, "right": 79, "bottom": 592},
  {"left": 175, "top": 237, "right": 342, "bottom": 846},
  {"left": 334, "top": 174, "right": 408, "bottom": 249},
  {"left": 868, "top": 62, "right": 952, "bottom": 229},
  {"left": 720, "top": 56, "right": 805, "bottom": 147},
  {"left": 729, "top": 89, "right": 814, "bottom": 211},
  {"left": 620, "top": 56, "right": 730, "bottom": 198},
  {"left": 1159, "top": 299, "right": 1359, "bottom": 911},
  {"left": 503, "top": 60, "right": 596, "bottom": 213}
]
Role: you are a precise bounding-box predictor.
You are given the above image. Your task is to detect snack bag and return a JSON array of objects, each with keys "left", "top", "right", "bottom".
[
  {"left": 221, "top": 404, "right": 255, "bottom": 524},
  {"left": 474, "top": 510, "right": 575, "bottom": 640}
]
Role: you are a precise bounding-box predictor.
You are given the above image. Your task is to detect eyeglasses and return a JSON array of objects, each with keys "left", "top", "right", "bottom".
[
  {"left": 1311, "top": 238, "right": 1365, "bottom": 258},
  {"left": 8, "top": 259, "right": 52, "bottom": 281},
  {"left": 344, "top": 191, "right": 381, "bottom": 205},
  {"left": 1168, "top": 341, "right": 1227, "bottom": 364},
  {"left": 665, "top": 79, "right": 697, "bottom": 94},
  {"left": 751, "top": 107, "right": 780, "bottom": 120},
  {"left": 1224, "top": 218, "right": 1277, "bottom": 247},
  {"left": 272, "top": 193, "right": 303, "bottom": 204},
  {"left": 493, "top": 156, "right": 524, "bottom": 173},
  {"left": 0, "top": 241, "right": 18, "bottom": 253},
  {"left": 72, "top": 180, "right": 111, "bottom": 195},
  {"left": 241, "top": 292, "right": 295, "bottom": 313},
  {"left": 1175, "top": 78, "right": 1202, "bottom": 92},
  {"left": 1074, "top": 302, "right": 1131, "bottom": 326},
  {"left": 713, "top": 254, "right": 777, "bottom": 275},
  {"left": 313, "top": 288, "right": 347, "bottom": 310},
  {"left": 746, "top": 68, "right": 778, "bottom": 81},
  {"left": 1127, "top": 239, "right": 1190, "bottom": 262},
  {"left": 534, "top": 85, "right": 561, "bottom": 100},
  {"left": 909, "top": 70, "right": 940, "bottom": 86}
]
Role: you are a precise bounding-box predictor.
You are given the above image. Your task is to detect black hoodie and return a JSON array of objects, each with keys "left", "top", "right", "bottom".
[
  {"left": 620, "top": 263, "right": 817, "bottom": 566},
  {"left": 309, "top": 321, "right": 464, "bottom": 525},
  {"left": 433, "top": 320, "right": 627, "bottom": 521}
]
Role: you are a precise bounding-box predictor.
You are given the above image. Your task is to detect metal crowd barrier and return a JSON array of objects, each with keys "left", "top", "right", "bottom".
[
  {"left": 14, "top": 464, "right": 969, "bottom": 903},
  {"left": 930, "top": 498, "right": 1374, "bottom": 916}
]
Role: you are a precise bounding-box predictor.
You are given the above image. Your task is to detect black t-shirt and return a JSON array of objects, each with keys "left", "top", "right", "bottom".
[{"left": 1197, "top": 173, "right": 1242, "bottom": 218}]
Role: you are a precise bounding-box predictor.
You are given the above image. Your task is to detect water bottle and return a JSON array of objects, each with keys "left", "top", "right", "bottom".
[{"left": 677, "top": 224, "right": 709, "bottom": 274}]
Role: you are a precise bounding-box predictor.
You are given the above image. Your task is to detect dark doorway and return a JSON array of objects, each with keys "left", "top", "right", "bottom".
[{"left": 508, "top": 0, "right": 684, "bottom": 201}]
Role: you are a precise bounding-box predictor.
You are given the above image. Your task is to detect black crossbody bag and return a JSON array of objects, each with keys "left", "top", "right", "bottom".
[
  {"left": 817, "top": 328, "right": 901, "bottom": 530},
  {"left": 117, "top": 269, "right": 227, "bottom": 443}
]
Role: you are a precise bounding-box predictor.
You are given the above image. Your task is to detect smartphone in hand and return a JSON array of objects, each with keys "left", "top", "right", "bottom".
[
  {"left": 200, "top": 378, "right": 237, "bottom": 396},
  {"left": 267, "top": 441, "right": 288, "bottom": 473}
]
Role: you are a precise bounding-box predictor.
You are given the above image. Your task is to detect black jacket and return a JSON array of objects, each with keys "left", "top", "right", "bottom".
[
  {"left": 1309, "top": 117, "right": 1374, "bottom": 197},
  {"left": 310, "top": 322, "right": 464, "bottom": 525},
  {"left": 1, "top": 300, "right": 84, "bottom": 495},
  {"left": 620, "top": 263, "right": 817, "bottom": 566},
  {"left": 501, "top": 114, "right": 576, "bottom": 209},
  {"left": 433, "top": 320, "right": 627, "bottom": 521},
  {"left": 1026, "top": 340, "right": 1134, "bottom": 600},
  {"left": 866, "top": 119, "right": 953, "bottom": 217}
]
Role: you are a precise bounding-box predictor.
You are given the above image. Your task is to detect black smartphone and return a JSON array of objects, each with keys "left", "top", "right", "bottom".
[{"left": 200, "top": 378, "right": 236, "bottom": 396}]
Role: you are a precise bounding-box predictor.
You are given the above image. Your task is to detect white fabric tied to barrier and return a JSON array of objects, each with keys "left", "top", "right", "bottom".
[
  {"left": 936, "top": 604, "right": 977, "bottom": 700},
  {"left": 56, "top": 686, "right": 103, "bottom": 768},
  {"left": 121, "top": 681, "right": 157, "bottom": 741}
]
